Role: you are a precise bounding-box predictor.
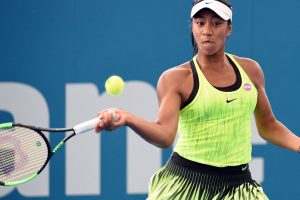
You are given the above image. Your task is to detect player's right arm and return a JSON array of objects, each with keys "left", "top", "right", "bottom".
[
  {"left": 126, "top": 68, "right": 183, "bottom": 148},
  {"left": 96, "top": 66, "right": 190, "bottom": 148}
]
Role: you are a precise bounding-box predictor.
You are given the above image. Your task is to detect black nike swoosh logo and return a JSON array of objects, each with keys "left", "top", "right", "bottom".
[{"left": 226, "top": 98, "right": 237, "bottom": 103}]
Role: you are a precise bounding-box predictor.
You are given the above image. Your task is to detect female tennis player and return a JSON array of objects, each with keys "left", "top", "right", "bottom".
[{"left": 96, "top": 0, "right": 300, "bottom": 199}]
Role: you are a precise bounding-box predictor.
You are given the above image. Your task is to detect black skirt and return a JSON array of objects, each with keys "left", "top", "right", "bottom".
[{"left": 147, "top": 152, "right": 268, "bottom": 200}]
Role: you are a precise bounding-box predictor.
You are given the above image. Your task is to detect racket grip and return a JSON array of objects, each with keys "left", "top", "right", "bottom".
[
  {"left": 73, "top": 117, "right": 99, "bottom": 134},
  {"left": 73, "top": 112, "right": 120, "bottom": 134}
]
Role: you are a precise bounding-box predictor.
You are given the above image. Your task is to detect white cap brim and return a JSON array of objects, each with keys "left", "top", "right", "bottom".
[{"left": 191, "top": 0, "right": 232, "bottom": 21}]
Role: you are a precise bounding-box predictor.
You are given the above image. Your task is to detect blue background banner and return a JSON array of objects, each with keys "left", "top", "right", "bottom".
[{"left": 0, "top": 1, "right": 300, "bottom": 199}]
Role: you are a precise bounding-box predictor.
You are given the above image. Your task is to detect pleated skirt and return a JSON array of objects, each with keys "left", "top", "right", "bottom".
[{"left": 147, "top": 152, "right": 268, "bottom": 200}]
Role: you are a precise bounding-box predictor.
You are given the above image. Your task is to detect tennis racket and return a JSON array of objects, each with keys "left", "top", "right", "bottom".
[{"left": 0, "top": 112, "right": 120, "bottom": 186}]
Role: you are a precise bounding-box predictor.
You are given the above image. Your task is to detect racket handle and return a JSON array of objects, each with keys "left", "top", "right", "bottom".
[
  {"left": 73, "top": 117, "right": 99, "bottom": 134},
  {"left": 73, "top": 112, "right": 120, "bottom": 134}
]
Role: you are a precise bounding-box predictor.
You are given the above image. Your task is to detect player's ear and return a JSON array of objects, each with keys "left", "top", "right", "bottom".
[{"left": 226, "top": 22, "right": 232, "bottom": 36}]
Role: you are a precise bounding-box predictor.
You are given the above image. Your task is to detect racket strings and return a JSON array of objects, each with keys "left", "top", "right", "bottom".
[{"left": 0, "top": 127, "right": 49, "bottom": 183}]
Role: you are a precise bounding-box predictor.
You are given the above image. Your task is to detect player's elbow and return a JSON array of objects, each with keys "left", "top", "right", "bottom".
[
  {"left": 158, "top": 133, "right": 176, "bottom": 149},
  {"left": 152, "top": 122, "right": 177, "bottom": 148},
  {"left": 158, "top": 141, "right": 172, "bottom": 149},
  {"left": 256, "top": 118, "right": 277, "bottom": 141}
]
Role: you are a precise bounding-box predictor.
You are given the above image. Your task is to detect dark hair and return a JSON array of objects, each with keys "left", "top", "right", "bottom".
[{"left": 191, "top": 0, "right": 232, "bottom": 55}]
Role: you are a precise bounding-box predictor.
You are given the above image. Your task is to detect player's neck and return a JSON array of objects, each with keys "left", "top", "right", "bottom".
[{"left": 196, "top": 52, "right": 229, "bottom": 71}]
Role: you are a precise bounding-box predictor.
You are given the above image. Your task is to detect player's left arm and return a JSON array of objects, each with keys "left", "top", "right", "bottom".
[{"left": 246, "top": 59, "right": 300, "bottom": 152}]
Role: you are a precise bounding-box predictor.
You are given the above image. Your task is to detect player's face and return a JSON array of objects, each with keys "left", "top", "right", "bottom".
[{"left": 192, "top": 9, "right": 232, "bottom": 56}]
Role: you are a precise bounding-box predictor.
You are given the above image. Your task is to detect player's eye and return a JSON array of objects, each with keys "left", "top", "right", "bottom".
[
  {"left": 212, "top": 20, "right": 223, "bottom": 26},
  {"left": 195, "top": 20, "right": 205, "bottom": 26}
]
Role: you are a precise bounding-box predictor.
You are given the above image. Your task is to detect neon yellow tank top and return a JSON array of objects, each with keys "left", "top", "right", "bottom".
[{"left": 174, "top": 53, "right": 258, "bottom": 167}]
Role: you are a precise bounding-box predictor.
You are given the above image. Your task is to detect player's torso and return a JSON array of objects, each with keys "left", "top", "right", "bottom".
[{"left": 174, "top": 54, "right": 258, "bottom": 167}]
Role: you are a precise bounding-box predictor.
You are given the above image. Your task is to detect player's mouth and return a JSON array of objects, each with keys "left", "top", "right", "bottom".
[{"left": 201, "top": 40, "right": 214, "bottom": 44}]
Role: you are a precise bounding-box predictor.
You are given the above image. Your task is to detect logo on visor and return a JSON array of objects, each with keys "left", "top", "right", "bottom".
[{"left": 203, "top": 0, "right": 214, "bottom": 4}]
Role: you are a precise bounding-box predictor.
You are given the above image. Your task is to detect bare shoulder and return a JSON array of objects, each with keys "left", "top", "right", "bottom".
[
  {"left": 157, "top": 61, "right": 192, "bottom": 88},
  {"left": 157, "top": 61, "right": 193, "bottom": 102},
  {"left": 231, "top": 54, "right": 265, "bottom": 87}
]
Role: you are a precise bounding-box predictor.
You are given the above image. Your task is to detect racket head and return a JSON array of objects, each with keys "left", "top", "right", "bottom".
[{"left": 0, "top": 122, "right": 51, "bottom": 186}]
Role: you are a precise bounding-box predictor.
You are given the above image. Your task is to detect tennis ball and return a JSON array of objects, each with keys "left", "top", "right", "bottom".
[{"left": 105, "top": 75, "right": 125, "bottom": 95}]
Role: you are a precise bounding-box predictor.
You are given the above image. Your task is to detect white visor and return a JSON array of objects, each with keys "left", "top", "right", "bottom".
[{"left": 191, "top": 0, "right": 232, "bottom": 21}]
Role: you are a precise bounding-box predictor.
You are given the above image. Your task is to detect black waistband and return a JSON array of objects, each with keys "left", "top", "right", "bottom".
[{"left": 170, "top": 152, "right": 250, "bottom": 176}]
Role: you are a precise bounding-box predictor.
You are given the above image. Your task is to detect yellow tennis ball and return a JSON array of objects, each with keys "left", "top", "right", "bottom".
[{"left": 105, "top": 75, "right": 125, "bottom": 95}]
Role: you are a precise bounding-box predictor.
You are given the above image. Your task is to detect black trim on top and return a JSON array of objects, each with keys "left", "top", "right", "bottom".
[
  {"left": 214, "top": 55, "right": 242, "bottom": 92},
  {"left": 180, "top": 60, "right": 199, "bottom": 110},
  {"left": 180, "top": 55, "right": 242, "bottom": 110}
]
